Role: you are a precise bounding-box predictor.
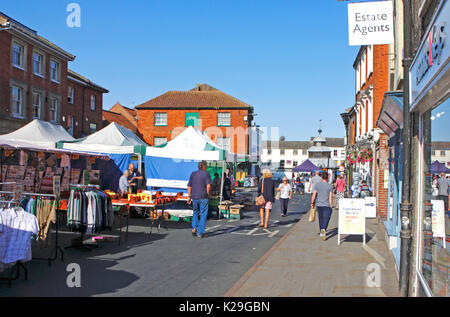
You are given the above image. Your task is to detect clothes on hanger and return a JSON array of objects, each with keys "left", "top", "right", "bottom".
[
  {"left": 67, "top": 188, "right": 113, "bottom": 234},
  {"left": 0, "top": 207, "right": 39, "bottom": 271}
]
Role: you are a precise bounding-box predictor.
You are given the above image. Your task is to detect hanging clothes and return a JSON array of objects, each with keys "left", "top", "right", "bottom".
[{"left": 0, "top": 207, "right": 39, "bottom": 268}]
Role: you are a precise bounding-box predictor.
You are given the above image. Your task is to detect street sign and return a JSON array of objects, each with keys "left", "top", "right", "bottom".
[
  {"left": 338, "top": 198, "right": 366, "bottom": 245},
  {"left": 348, "top": 1, "right": 394, "bottom": 46}
]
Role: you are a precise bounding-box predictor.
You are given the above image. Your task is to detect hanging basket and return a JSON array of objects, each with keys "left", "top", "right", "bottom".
[
  {"left": 358, "top": 148, "right": 373, "bottom": 163},
  {"left": 347, "top": 151, "right": 359, "bottom": 164}
]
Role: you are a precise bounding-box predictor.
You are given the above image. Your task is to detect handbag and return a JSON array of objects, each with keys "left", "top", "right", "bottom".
[
  {"left": 255, "top": 179, "right": 266, "bottom": 206},
  {"left": 308, "top": 207, "right": 316, "bottom": 222}
]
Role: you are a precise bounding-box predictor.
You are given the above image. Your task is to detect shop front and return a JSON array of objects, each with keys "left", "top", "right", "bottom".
[
  {"left": 378, "top": 91, "right": 404, "bottom": 271},
  {"left": 409, "top": 0, "right": 449, "bottom": 297}
]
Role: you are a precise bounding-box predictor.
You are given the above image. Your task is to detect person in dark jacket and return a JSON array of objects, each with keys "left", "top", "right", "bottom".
[
  {"left": 222, "top": 173, "right": 232, "bottom": 201},
  {"left": 258, "top": 169, "right": 276, "bottom": 229}
]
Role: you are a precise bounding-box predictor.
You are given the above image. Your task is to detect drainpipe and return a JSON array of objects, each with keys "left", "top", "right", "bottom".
[{"left": 399, "top": 0, "right": 413, "bottom": 297}]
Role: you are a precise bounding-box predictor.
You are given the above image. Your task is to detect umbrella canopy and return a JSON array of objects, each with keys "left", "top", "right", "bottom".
[
  {"left": 292, "top": 159, "right": 320, "bottom": 172},
  {"left": 430, "top": 160, "right": 450, "bottom": 174}
]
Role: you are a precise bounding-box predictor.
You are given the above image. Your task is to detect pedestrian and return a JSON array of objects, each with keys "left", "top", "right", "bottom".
[
  {"left": 222, "top": 172, "right": 232, "bottom": 201},
  {"left": 119, "top": 170, "right": 130, "bottom": 198},
  {"left": 311, "top": 171, "right": 334, "bottom": 241},
  {"left": 258, "top": 169, "right": 276, "bottom": 229},
  {"left": 359, "top": 180, "right": 372, "bottom": 198},
  {"left": 294, "top": 174, "right": 301, "bottom": 194},
  {"left": 335, "top": 174, "right": 346, "bottom": 208},
  {"left": 187, "top": 161, "right": 211, "bottom": 238},
  {"left": 299, "top": 179, "right": 305, "bottom": 195},
  {"left": 437, "top": 172, "right": 449, "bottom": 211},
  {"left": 277, "top": 177, "right": 292, "bottom": 217},
  {"left": 127, "top": 163, "right": 144, "bottom": 194},
  {"left": 308, "top": 170, "right": 322, "bottom": 193},
  {"left": 211, "top": 172, "right": 221, "bottom": 196}
]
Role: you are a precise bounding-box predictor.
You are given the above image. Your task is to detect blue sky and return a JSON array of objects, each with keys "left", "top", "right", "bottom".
[{"left": 2, "top": 0, "right": 360, "bottom": 141}]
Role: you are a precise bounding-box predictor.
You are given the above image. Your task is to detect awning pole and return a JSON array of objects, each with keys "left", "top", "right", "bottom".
[{"left": 218, "top": 160, "right": 225, "bottom": 219}]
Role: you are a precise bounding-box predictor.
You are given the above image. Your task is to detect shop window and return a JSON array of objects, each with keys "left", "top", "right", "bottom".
[
  {"left": 185, "top": 112, "right": 199, "bottom": 127},
  {"left": 420, "top": 97, "right": 449, "bottom": 297}
]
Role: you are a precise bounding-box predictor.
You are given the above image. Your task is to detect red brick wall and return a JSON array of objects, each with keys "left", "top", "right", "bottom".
[
  {"left": 0, "top": 30, "right": 104, "bottom": 137},
  {"left": 375, "top": 133, "right": 389, "bottom": 220},
  {"left": 372, "top": 44, "right": 389, "bottom": 130},
  {"left": 137, "top": 108, "right": 250, "bottom": 155}
]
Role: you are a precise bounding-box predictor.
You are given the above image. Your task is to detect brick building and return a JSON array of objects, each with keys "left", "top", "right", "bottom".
[
  {"left": 135, "top": 84, "right": 254, "bottom": 156},
  {"left": 340, "top": 44, "right": 390, "bottom": 219},
  {"left": 102, "top": 102, "right": 140, "bottom": 136},
  {"left": 0, "top": 12, "right": 107, "bottom": 138}
]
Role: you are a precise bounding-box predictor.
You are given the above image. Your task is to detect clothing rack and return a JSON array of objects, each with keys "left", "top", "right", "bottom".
[
  {"left": 65, "top": 185, "right": 101, "bottom": 251},
  {"left": 0, "top": 190, "right": 63, "bottom": 267},
  {"left": 0, "top": 182, "right": 28, "bottom": 287}
]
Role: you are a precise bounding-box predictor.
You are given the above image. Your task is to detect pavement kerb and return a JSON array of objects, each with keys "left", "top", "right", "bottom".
[{"left": 223, "top": 209, "right": 310, "bottom": 297}]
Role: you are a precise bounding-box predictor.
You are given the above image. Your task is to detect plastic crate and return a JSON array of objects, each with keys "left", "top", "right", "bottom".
[{"left": 169, "top": 214, "right": 192, "bottom": 222}]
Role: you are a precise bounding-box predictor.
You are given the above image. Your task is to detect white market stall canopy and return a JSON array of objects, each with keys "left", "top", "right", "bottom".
[
  {"left": 0, "top": 119, "right": 75, "bottom": 149},
  {"left": 58, "top": 122, "right": 148, "bottom": 154},
  {"left": 145, "top": 126, "right": 235, "bottom": 162}
]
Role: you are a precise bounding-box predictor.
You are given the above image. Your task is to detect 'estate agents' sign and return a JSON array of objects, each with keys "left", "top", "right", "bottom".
[
  {"left": 348, "top": 1, "right": 394, "bottom": 46},
  {"left": 338, "top": 198, "right": 366, "bottom": 245}
]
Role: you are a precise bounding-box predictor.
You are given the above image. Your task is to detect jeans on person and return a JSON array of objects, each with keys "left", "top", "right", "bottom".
[
  {"left": 280, "top": 198, "right": 289, "bottom": 215},
  {"left": 316, "top": 206, "right": 333, "bottom": 231},
  {"left": 192, "top": 198, "right": 209, "bottom": 236}
]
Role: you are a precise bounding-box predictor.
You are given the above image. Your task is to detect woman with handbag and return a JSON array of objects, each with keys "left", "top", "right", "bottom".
[{"left": 257, "top": 169, "right": 276, "bottom": 228}]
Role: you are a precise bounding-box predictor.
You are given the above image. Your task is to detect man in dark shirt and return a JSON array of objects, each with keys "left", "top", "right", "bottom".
[
  {"left": 187, "top": 161, "right": 211, "bottom": 238},
  {"left": 127, "top": 163, "right": 144, "bottom": 194}
]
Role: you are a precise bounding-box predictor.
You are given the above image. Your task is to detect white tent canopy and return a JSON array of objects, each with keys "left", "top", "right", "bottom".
[
  {"left": 0, "top": 119, "right": 75, "bottom": 149},
  {"left": 59, "top": 122, "right": 147, "bottom": 154},
  {"left": 145, "top": 126, "right": 235, "bottom": 161}
]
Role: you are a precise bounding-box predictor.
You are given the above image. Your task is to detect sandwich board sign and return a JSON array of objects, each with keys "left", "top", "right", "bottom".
[
  {"left": 338, "top": 198, "right": 366, "bottom": 245},
  {"left": 365, "top": 197, "right": 377, "bottom": 218},
  {"left": 431, "top": 200, "right": 446, "bottom": 248}
]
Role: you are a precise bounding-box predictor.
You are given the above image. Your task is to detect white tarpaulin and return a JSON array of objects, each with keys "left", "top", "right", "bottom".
[
  {"left": 145, "top": 126, "right": 235, "bottom": 161},
  {"left": 0, "top": 119, "right": 75, "bottom": 149},
  {"left": 60, "top": 122, "right": 147, "bottom": 154}
]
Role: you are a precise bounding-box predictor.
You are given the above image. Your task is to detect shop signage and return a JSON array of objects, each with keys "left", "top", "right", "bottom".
[
  {"left": 348, "top": 1, "right": 394, "bottom": 46},
  {"left": 410, "top": 1, "right": 450, "bottom": 110},
  {"left": 365, "top": 197, "right": 377, "bottom": 218},
  {"left": 338, "top": 198, "right": 366, "bottom": 245},
  {"left": 431, "top": 200, "right": 446, "bottom": 248},
  {"left": 147, "top": 178, "right": 188, "bottom": 189}
]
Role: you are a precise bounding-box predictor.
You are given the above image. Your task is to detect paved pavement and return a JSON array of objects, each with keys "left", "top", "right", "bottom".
[{"left": 225, "top": 205, "right": 400, "bottom": 297}]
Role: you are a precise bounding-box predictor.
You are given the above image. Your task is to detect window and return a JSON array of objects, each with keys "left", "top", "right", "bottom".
[
  {"left": 49, "top": 97, "right": 59, "bottom": 123},
  {"left": 217, "top": 137, "right": 230, "bottom": 152},
  {"left": 440, "top": 150, "right": 445, "bottom": 156},
  {"left": 267, "top": 149, "right": 272, "bottom": 155},
  {"left": 185, "top": 112, "right": 199, "bottom": 126},
  {"left": 293, "top": 150, "right": 298, "bottom": 155},
  {"left": 32, "top": 92, "right": 42, "bottom": 119},
  {"left": 293, "top": 161, "right": 298, "bottom": 166},
  {"left": 67, "top": 115, "right": 74, "bottom": 136},
  {"left": 11, "top": 86, "right": 24, "bottom": 117},
  {"left": 431, "top": 150, "right": 436, "bottom": 156},
  {"left": 154, "top": 113, "right": 167, "bottom": 126},
  {"left": 280, "top": 149, "right": 285, "bottom": 155},
  {"left": 280, "top": 160, "right": 285, "bottom": 168},
  {"left": 33, "top": 52, "right": 44, "bottom": 76},
  {"left": 50, "top": 59, "right": 60, "bottom": 82},
  {"left": 90, "top": 95, "right": 96, "bottom": 110},
  {"left": 154, "top": 137, "right": 167, "bottom": 146},
  {"left": 89, "top": 123, "right": 97, "bottom": 134},
  {"left": 334, "top": 150, "right": 338, "bottom": 156},
  {"left": 217, "top": 112, "right": 231, "bottom": 126},
  {"left": 12, "top": 42, "right": 25, "bottom": 68},
  {"left": 68, "top": 87, "right": 74, "bottom": 104}
]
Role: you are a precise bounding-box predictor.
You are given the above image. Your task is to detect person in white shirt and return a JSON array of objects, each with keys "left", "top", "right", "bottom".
[{"left": 277, "top": 177, "right": 292, "bottom": 217}]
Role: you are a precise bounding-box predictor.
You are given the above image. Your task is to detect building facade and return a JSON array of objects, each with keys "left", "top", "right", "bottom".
[
  {"left": 136, "top": 84, "right": 254, "bottom": 157},
  {"left": 0, "top": 12, "right": 107, "bottom": 138},
  {"left": 261, "top": 136, "right": 345, "bottom": 171}
]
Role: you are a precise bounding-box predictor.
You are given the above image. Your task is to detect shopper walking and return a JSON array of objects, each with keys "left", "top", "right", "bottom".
[
  {"left": 187, "top": 161, "right": 211, "bottom": 238},
  {"left": 334, "top": 174, "right": 346, "bottom": 209},
  {"left": 311, "top": 172, "right": 334, "bottom": 241},
  {"left": 222, "top": 172, "right": 232, "bottom": 201},
  {"left": 437, "top": 172, "right": 449, "bottom": 211},
  {"left": 308, "top": 170, "right": 322, "bottom": 193},
  {"left": 277, "top": 177, "right": 292, "bottom": 217},
  {"left": 258, "top": 169, "right": 276, "bottom": 229}
]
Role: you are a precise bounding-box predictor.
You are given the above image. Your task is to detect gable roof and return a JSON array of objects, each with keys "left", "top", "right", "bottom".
[
  {"left": 102, "top": 110, "right": 138, "bottom": 134},
  {"left": 136, "top": 84, "right": 251, "bottom": 110}
]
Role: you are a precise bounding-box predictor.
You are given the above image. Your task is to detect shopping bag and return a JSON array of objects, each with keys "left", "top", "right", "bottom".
[{"left": 308, "top": 207, "right": 316, "bottom": 222}]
